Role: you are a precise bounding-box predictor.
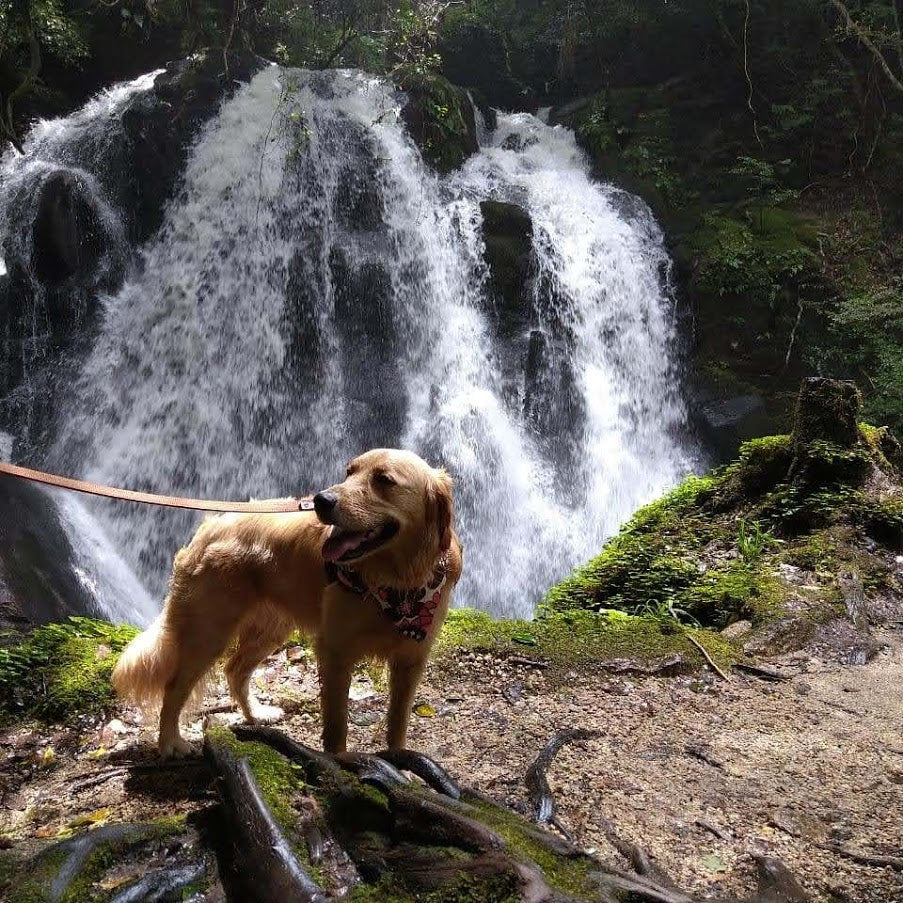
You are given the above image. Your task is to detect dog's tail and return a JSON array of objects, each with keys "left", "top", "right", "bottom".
[{"left": 112, "top": 613, "right": 177, "bottom": 710}]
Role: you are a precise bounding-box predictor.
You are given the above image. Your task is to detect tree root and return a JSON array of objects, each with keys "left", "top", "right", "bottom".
[
  {"left": 733, "top": 662, "right": 790, "bottom": 682},
  {"left": 814, "top": 842, "right": 903, "bottom": 872},
  {"left": 204, "top": 731, "right": 328, "bottom": 902},
  {"left": 16, "top": 724, "right": 823, "bottom": 902},
  {"left": 204, "top": 726, "right": 814, "bottom": 903},
  {"left": 525, "top": 728, "right": 601, "bottom": 837},
  {"left": 376, "top": 747, "right": 463, "bottom": 799},
  {"left": 752, "top": 854, "right": 811, "bottom": 902},
  {"left": 598, "top": 816, "right": 681, "bottom": 891}
]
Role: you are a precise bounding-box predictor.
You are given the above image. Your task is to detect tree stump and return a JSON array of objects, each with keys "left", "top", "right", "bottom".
[{"left": 790, "top": 377, "right": 861, "bottom": 452}]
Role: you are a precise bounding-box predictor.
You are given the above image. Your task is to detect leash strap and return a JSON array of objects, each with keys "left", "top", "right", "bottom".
[{"left": 0, "top": 460, "right": 314, "bottom": 514}]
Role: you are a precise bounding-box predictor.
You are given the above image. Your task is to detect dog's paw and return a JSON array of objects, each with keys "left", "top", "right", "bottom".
[
  {"left": 246, "top": 703, "right": 285, "bottom": 725},
  {"left": 158, "top": 735, "right": 196, "bottom": 758}
]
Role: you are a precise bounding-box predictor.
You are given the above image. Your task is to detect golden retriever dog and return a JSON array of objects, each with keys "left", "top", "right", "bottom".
[{"left": 112, "top": 448, "right": 461, "bottom": 757}]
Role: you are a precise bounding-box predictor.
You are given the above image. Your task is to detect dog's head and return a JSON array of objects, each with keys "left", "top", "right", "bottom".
[{"left": 314, "top": 449, "right": 453, "bottom": 575}]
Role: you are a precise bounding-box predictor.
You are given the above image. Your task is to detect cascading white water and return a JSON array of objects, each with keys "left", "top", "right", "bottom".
[
  {"left": 0, "top": 73, "right": 162, "bottom": 625},
  {"left": 8, "top": 65, "right": 695, "bottom": 621}
]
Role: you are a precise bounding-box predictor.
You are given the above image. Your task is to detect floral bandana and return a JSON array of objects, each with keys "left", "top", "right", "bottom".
[{"left": 325, "top": 552, "right": 450, "bottom": 641}]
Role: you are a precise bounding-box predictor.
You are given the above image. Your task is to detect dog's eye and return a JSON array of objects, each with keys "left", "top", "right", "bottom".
[{"left": 373, "top": 472, "right": 396, "bottom": 488}]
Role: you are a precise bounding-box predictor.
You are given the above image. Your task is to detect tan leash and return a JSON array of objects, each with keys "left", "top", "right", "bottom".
[{"left": 0, "top": 460, "right": 316, "bottom": 514}]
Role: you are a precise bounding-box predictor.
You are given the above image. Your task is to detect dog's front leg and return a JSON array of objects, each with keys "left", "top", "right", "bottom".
[
  {"left": 317, "top": 643, "right": 355, "bottom": 753},
  {"left": 386, "top": 654, "right": 428, "bottom": 749}
]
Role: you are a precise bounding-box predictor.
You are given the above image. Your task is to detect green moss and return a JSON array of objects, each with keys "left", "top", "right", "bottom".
[
  {"left": 782, "top": 526, "right": 891, "bottom": 591},
  {"left": 2, "top": 818, "right": 191, "bottom": 903},
  {"left": 684, "top": 561, "right": 786, "bottom": 627},
  {"left": 859, "top": 423, "right": 902, "bottom": 474},
  {"left": 537, "top": 418, "right": 900, "bottom": 646},
  {"left": 0, "top": 617, "right": 139, "bottom": 723},
  {"left": 0, "top": 848, "right": 66, "bottom": 903},
  {"left": 439, "top": 608, "right": 736, "bottom": 671},
  {"left": 464, "top": 796, "right": 598, "bottom": 900},
  {"left": 857, "top": 495, "right": 903, "bottom": 551},
  {"left": 540, "top": 474, "right": 718, "bottom": 616},
  {"left": 347, "top": 868, "right": 519, "bottom": 903},
  {"left": 63, "top": 818, "right": 193, "bottom": 903},
  {"left": 397, "top": 69, "right": 477, "bottom": 172},
  {"left": 713, "top": 435, "right": 793, "bottom": 506},
  {"left": 205, "top": 725, "right": 305, "bottom": 834}
]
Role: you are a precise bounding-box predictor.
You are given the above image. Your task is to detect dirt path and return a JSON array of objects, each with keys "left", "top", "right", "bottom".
[{"left": 2, "top": 632, "right": 902, "bottom": 901}]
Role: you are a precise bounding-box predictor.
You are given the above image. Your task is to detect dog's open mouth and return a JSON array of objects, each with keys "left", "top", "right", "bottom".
[{"left": 322, "top": 521, "right": 399, "bottom": 563}]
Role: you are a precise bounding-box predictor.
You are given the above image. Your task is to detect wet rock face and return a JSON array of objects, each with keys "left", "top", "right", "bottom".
[
  {"left": 32, "top": 171, "right": 108, "bottom": 285},
  {"left": 120, "top": 52, "right": 264, "bottom": 243},
  {"left": 478, "top": 199, "right": 585, "bottom": 492},
  {"left": 0, "top": 474, "right": 97, "bottom": 629},
  {"left": 0, "top": 52, "right": 265, "bottom": 456},
  {"left": 696, "top": 393, "right": 775, "bottom": 463},
  {"left": 329, "top": 248, "right": 405, "bottom": 449},
  {"left": 479, "top": 200, "right": 533, "bottom": 338}
]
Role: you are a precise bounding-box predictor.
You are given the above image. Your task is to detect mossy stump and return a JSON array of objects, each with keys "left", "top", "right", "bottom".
[{"left": 791, "top": 377, "right": 861, "bottom": 453}]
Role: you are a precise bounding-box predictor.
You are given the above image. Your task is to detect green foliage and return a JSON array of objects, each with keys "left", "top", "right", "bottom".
[
  {"left": 737, "top": 518, "right": 778, "bottom": 562},
  {"left": 692, "top": 211, "right": 818, "bottom": 307},
  {"left": 0, "top": 617, "right": 138, "bottom": 723},
  {"left": 807, "top": 206, "right": 903, "bottom": 431}
]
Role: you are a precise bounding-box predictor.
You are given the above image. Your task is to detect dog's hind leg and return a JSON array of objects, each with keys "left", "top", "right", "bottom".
[
  {"left": 157, "top": 577, "right": 244, "bottom": 757},
  {"left": 225, "top": 605, "right": 294, "bottom": 723}
]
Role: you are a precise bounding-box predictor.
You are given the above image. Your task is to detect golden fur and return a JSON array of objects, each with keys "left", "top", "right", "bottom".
[{"left": 112, "top": 448, "right": 462, "bottom": 756}]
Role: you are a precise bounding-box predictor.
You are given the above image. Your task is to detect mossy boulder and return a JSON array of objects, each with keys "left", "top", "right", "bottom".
[
  {"left": 398, "top": 71, "right": 478, "bottom": 173},
  {"left": 0, "top": 617, "right": 138, "bottom": 723},
  {"left": 543, "top": 380, "right": 903, "bottom": 651}
]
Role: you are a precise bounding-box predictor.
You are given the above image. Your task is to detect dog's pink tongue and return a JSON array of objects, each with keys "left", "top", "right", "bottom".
[{"left": 322, "top": 528, "right": 364, "bottom": 562}]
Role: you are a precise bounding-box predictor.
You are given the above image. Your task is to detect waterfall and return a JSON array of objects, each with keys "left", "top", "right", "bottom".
[
  {"left": 0, "top": 72, "right": 161, "bottom": 625},
  {"left": 5, "top": 66, "right": 695, "bottom": 622}
]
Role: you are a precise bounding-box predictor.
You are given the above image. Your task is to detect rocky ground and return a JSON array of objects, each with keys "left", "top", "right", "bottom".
[{"left": 2, "top": 624, "right": 901, "bottom": 902}]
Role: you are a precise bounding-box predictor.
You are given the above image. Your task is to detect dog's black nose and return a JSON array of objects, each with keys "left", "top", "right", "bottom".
[{"left": 313, "top": 490, "right": 338, "bottom": 522}]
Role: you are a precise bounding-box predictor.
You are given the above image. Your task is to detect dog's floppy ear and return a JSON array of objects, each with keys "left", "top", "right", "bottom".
[{"left": 429, "top": 469, "right": 454, "bottom": 552}]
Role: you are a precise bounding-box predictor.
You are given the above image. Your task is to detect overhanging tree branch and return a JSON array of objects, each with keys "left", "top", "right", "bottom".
[{"left": 828, "top": 0, "right": 903, "bottom": 94}]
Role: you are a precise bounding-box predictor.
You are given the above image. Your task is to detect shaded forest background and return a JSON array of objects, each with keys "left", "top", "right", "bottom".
[{"left": 2, "top": 0, "right": 902, "bottom": 438}]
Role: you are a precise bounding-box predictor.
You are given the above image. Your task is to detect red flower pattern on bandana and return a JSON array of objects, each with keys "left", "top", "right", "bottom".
[{"left": 326, "top": 553, "right": 450, "bottom": 641}]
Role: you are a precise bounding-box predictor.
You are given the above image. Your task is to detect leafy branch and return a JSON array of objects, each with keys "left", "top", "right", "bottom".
[{"left": 828, "top": 0, "right": 903, "bottom": 94}]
